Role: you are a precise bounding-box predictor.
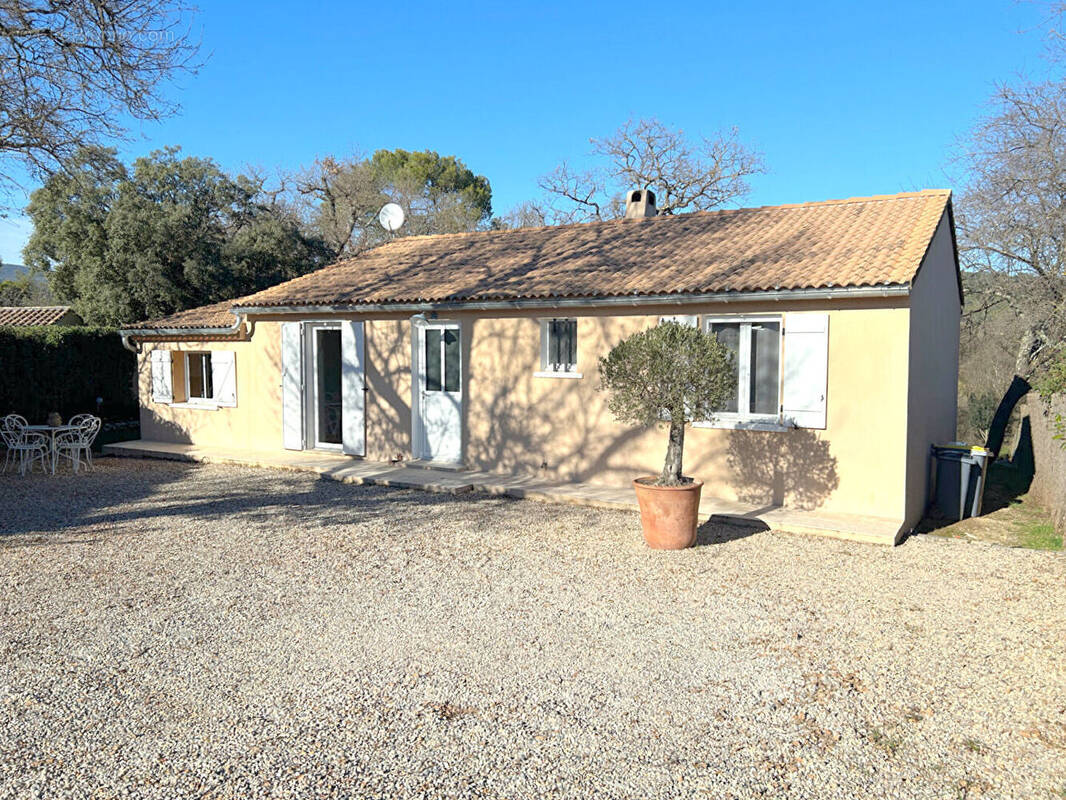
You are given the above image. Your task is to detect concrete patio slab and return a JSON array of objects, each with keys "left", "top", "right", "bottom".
[{"left": 103, "top": 439, "right": 904, "bottom": 545}]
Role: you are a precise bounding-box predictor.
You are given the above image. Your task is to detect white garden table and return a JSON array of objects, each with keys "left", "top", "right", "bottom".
[{"left": 23, "top": 424, "right": 79, "bottom": 475}]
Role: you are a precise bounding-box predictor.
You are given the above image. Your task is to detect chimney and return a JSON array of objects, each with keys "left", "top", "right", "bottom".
[{"left": 624, "top": 188, "right": 657, "bottom": 219}]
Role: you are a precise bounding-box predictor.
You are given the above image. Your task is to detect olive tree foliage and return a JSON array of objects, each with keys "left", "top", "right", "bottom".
[
  {"left": 24, "top": 147, "right": 329, "bottom": 325},
  {"left": 292, "top": 149, "right": 493, "bottom": 258},
  {"left": 598, "top": 322, "right": 736, "bottom": 487},
  {"left": 0, "top": 0, "right": 200, "bottom": 196},
  {"left": 527, "top": 118, "right": 765, "bottom": 225}
]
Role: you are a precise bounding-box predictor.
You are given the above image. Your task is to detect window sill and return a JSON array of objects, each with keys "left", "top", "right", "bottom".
[
  {"left": 534, "top": 371, "right": 582, "bottom": 379},
  {"left": 168, "top": 401, "right": 221, "bottom": 410},
  {"left": 692, "top": 418, "right": 795, "bottom": 432}
]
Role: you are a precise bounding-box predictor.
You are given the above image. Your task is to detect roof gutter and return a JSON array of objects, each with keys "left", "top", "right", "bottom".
[
  {"left": 231, "top": 284, "right": 911, "bottom": 316},
  {"left": 120, "top": 309, "right": 248, "bottom": 352}
]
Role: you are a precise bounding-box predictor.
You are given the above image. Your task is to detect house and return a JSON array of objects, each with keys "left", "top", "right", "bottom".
[
  {"left": 118, "top": 189, "right": 961, "bottom": 542},
  {"left": 0, "top": 306, "right": 83, "bottom": 326}
]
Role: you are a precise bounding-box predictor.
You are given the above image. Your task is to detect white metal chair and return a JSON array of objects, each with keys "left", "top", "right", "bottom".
[
  {"left": 54, "top": 415, "right": 101, "bottom": 474},
  {"left": 1, "top": 415, "right": 31, "bottom": 474},
  {"left": 3, "top": 415, "right": 49, "bottom": 475}
]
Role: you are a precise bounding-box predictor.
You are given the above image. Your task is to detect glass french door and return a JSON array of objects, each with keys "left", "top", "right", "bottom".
[
  {"left": 306, "top": 324, "right": 342, "bottom": 449},
  {"left": 417, "top": 323, "right": 462, "bottom": 462}
]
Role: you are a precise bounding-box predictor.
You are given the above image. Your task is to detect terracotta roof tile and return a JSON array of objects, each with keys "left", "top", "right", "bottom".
[
  {"left": 133, "top": 190, "right": 953, "bottom": 329},
  {"left": 0, "top": 306, "right": 81, "bottom": 326},
  {"left": 133, "top": 300, "right": 239, "bottom": 330}
]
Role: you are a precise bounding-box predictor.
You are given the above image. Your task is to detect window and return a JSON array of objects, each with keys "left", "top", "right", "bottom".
[
  {"left": 424, "top": 327, "right": 460, "bottom": 393},
  {"left": 705, "top": 317, "right": 782, "bottom": 420},
  {"left": 185, "top": 352, "right": 214, "bottom": 402},
  {"left": 539, "top": 318, "right": 578, "bottom": 375}
]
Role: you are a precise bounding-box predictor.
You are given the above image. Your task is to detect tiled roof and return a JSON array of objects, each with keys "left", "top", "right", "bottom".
[
  {"left": 129, "top": 300, "right": 240, "bottom": 330},
  {"left": 0, "top": 306, "right": 81, "bottom": 326},
  {"left": 132, "top": 190, "right": 953, "bottom": 329}
]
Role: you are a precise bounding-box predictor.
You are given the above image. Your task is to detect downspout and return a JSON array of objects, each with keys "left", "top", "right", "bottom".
[{"left": 120, "top": 332, "right": 141, "bottom": 353}]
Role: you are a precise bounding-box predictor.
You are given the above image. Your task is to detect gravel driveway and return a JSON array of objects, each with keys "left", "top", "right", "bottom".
[{"left": 0, "top": 458, "right": 1063, "bottom": 799}]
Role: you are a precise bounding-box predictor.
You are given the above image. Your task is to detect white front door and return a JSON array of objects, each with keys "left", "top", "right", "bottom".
[{"left": 415, "top": 322, "right": 462, "bottom": 463}]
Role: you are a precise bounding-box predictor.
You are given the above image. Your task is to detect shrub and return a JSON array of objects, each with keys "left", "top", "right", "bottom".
[
  {"left": 1035, "top": 352, "right": 1066, "bottom": 399},
  {"left": 1033, "top": 352, "right": 1066, "bottom": 447},
  {"left": 0, "top": 326, "right": 136, "bottom": 422},
  {"left": 598, "top": 322, "right": 735, "bottom": 486}
]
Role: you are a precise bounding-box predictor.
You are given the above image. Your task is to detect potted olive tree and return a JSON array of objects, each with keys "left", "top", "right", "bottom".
[{"left": 598, "top": 322, "right": 736, "bottom": 549}]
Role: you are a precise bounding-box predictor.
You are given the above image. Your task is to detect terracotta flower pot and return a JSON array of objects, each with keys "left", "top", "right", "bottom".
[{"left": 632, "top": 477, "right": 704, "bottom": 550}]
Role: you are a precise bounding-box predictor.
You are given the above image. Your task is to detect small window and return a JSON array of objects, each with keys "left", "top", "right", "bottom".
[
  {"left": 704, "top": 317, "right": 782, "bottom": 419},
  {"left": 541, "top": 319, "right": 578, "bottom": 373},
  {"left": 186, "top": 352, "right": 214, "bottom": 401}
]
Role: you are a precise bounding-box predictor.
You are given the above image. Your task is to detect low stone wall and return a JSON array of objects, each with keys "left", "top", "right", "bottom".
[{"left": 1026, "top": 395, "right": 1066, "bottom": 533}]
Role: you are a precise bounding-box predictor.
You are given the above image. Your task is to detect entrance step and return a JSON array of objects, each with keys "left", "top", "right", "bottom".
[{"left": 404, "top": 459, "right": 468, "bottom": 472}]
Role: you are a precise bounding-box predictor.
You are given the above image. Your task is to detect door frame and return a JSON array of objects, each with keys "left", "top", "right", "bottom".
[
  {"left": 411, "top": 317, "right": 463, "bottom": 463},
  {"left": 303, "top": 320, "right": 343, "bottom": 452}
]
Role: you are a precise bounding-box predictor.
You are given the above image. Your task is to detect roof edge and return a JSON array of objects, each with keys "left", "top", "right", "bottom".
[{"left": 221, "top": 284, "right": 909, "bottom": 321}]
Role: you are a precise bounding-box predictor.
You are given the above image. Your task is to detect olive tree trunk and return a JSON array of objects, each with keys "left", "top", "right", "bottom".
[{"left": 659, "top": 419, "right": 685, "bottom": 485}]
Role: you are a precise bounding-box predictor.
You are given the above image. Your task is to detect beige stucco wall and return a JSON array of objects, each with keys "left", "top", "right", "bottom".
[
  {"left": 903, "top": 212, "right": 962, "bottom": 528},
  {"left": 138, "top": 322, "right": 284, "bottom": 449},
  {"left": 454, "top": 302, "right": 911, "bottom": 521},
  {"left": 138, "top": 298, "right": 916, "bottom": 523}
]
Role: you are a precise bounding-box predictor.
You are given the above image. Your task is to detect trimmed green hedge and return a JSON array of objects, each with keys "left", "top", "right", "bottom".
[{"left": 0, "top": 326, "right": 137, "bottom": 423}]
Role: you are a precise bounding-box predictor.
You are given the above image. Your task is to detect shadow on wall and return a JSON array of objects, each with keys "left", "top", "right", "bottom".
[
  {"left": 466, "top": 316, "right": 648, "bottom": 483},
  {"left": 367, "top": 320, "right": 412, "bottom": 460},
  {"left": 726, "top": 428, "right": 839, "bottom": 511}
]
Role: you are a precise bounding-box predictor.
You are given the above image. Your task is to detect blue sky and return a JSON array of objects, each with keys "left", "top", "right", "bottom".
[{"left": 0, "top": 0, "right": 1053, "bottom": 264}]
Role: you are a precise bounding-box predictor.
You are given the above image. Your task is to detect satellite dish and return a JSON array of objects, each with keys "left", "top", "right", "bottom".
[{"left": 378, "top": 202, "right": 406, "bottom": 233}]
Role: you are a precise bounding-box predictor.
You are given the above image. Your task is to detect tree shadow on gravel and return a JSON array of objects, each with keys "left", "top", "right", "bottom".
[{"left": 0, "top": 457, "right": 508, "bottom": 541}]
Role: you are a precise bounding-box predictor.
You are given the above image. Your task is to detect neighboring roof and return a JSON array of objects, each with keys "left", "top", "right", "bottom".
[
  {"left": 0, "top": 306, "right": 82, "bottom": 326},
  {"left": 131, "top": 190, "right": 953, "bottom": 330}
]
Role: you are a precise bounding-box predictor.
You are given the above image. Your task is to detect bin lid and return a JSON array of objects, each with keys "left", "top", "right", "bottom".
[{"left": 935, "top": 443, "right": 992, "bottom": 455}]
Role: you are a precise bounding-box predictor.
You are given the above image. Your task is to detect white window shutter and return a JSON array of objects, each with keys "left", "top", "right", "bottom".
[
  {"left": 281, "top": 322, "right": 304, "bottom": 450},
  {"left": 211, "top": 351, "right": 237, "bottom": 407},
  {"left": 340, "top": 320, "right": 366, "bottom": 457},
  {"left": 782, "top": 314, "right": 829, "bottom": 429},
  {"left": 659, "top": 314, "right": 699, "bottom": 327},
  {"left": 150, "top": 349, "right": 173, "bottom": 403}
]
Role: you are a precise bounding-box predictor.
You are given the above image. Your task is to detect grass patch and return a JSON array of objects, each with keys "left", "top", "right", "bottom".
[
  {"left": 867, "top": 724, "right": 902, "bottom": 756},
  {"left": 962, "top": 737, "right": 985, "bottom": 754},
  {"left": 1020, "top": 520, "right": 1063, "bottom": 551}
]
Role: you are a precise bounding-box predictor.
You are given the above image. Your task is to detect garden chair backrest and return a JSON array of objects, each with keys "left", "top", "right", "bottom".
[
  {"left": 60, "top": 416, "right": 101, "bottom": 447},
  {"left": 1, "top": 415, "right": 27, "bottom": 447},
  {"left": 68, "top": 413, "right": 95, "bottom": 428}
]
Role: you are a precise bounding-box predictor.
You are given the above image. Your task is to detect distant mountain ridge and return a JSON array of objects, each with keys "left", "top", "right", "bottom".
[{"left": 0, "top": 263, "right": 29, "bottom": 282}]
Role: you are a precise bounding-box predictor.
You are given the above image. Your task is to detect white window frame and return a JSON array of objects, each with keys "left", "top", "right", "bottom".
[
  {"left": 535, "top": 318, "right": 582, "bottom": 379},
  {"left": 183, "top": 351, "right": 216, "bottom": 406},
  {"left": 696, "top": 314, "right": 786, "bottom": 430}
]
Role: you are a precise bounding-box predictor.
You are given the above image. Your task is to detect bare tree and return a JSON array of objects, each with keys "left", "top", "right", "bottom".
[
  {"left": 0, "top": 0, "right": 200, "bottom": 194},
  {"left": 292, "top": 155, "right": 384, "bottom": 258},
  {"left": 491, "top": 199, "right": 551, "bottom": 230},
  {"left": 956, "top": 81, "right": 1066, "bottom": 379},
  {"left": 534, "top": 118, "right": 764, "bottom": 224}
]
